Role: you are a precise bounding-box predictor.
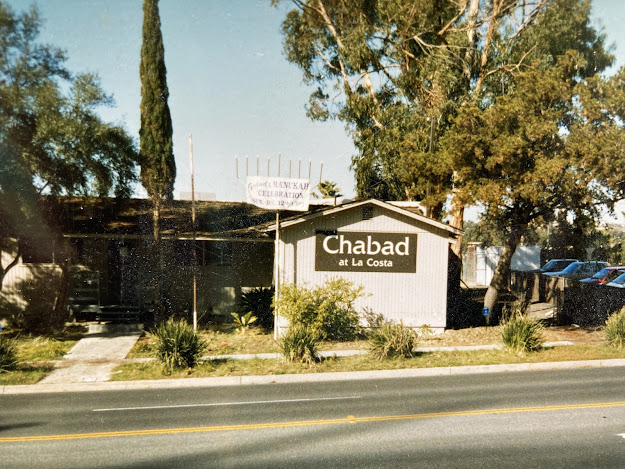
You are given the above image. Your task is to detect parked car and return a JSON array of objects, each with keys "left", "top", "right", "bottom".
[
  {"left": 605, "top": 272, "right": 625, "bottom": 288},
  {"left": 542, "top": 261, "right": 609, "bottom": 280},
  {"left": 579, "top": 266, "right": 625, "bottom": 284},
  {"left": 537, "top": 259, "right": 579, "bottom": 273}
]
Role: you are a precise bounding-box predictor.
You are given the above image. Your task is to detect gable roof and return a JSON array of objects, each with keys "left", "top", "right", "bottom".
[{"left": 265, "top": 199, "right": 463, "bottom": 236}]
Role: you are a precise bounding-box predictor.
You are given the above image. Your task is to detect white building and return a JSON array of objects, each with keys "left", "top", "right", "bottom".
[{"left": 271, "top": 199, "right": 462, "bottom": 333}]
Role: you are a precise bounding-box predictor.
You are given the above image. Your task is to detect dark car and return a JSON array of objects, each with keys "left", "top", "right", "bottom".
[
  {"left": 579, "top": 266, "right": 625, "bottom": 284},
  {"left": 543, "top": 261, "right": 609, "bottom": 280},
  {"left": 537, "top": 259, "right": 579, "bottom": 273}
]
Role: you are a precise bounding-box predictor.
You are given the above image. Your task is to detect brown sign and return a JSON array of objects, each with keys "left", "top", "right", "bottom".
[{"left": 315, "top": 232, "right": 417, "bottom": 273}]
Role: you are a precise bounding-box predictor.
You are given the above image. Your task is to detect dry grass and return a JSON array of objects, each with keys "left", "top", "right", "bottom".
[
  {"left": 112, "top": 343, "right": 625, "bottom": 382},
  {"left": 129, "top": 327, "right": 281, "bottom": 358},
  {"left": 0, "top": 364, "right": 56, "bottom": 385},
  {"left": 128, "top": 324, "right": 606, "bottom": 358},
  {"left": 17, "top": 336, "right": 79, "bottom": 362},
  {"left": 0, "top": 328, "right": 82, "bottom": 385}
]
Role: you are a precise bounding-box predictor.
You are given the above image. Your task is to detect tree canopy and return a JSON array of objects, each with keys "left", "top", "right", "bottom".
[
  {"left": 275, "top": 0, "right": 614, "bottom": 206},
  {"left": 139, "top": 0, "right": 175, "bottom": 205},
  {"left": 0, "top": 1, "right": 139, "bottom": 287},
  {"left": 313, "top": 180, "right": 342, "bottom": 198},
  {"left": 276, "top": 0, "right": 625, "bottom": 313}
]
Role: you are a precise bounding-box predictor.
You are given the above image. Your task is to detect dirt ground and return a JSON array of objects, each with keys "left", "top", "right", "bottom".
[{"left": 418, "top": 325, "right": 605, "bottom": 347}]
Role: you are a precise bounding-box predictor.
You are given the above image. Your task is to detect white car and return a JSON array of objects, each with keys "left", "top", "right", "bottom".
[{"left": 605, "top": 272, "right": 625, "bottom": 288}]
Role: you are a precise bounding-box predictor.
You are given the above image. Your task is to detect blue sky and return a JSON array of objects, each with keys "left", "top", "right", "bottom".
[{"left": 8, "top": 0, "right": 625, "bottom": 202}]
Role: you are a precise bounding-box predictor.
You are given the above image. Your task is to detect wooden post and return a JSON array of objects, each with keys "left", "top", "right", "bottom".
[
  {"left": 274, "top": 212, "right": 280, "bottom": 340},
  {"left": 189, "top": 134, "right": 197, "bottom": 331}
]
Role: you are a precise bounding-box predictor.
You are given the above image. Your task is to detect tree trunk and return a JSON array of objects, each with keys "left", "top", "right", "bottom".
[
  {"left": 52, "top": 259, "right": 70, "bottom": 329},
  {"left": 152, "top": 196, "right": 164, "bottom": 323},
  {"left": 0, "top": 244, "right": 21, "bottom": 293},
  {"left": 483, "top": 233, "right": 522, "bottom": 324}
]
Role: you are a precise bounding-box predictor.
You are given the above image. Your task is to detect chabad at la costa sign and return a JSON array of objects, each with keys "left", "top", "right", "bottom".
[
  {"left": 246, "top": 176, "right": 311, "bottom": 211},
  {"left": 315, "top": 232, "right": 417, "bottom": 273}
]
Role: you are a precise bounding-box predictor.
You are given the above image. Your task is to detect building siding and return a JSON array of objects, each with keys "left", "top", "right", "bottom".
[{"left": 277, "top": 204, "right": 451, "bottom": 329}]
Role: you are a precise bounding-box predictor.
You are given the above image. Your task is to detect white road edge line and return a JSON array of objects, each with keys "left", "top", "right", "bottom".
[{"left": 93, "top": 395, "right": 361, "bottom": 412}]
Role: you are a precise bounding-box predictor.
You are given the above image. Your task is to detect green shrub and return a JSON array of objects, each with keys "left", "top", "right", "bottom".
[
  {"left": 368, "top": 322, "right": 418, "bottom": 360},
  {"left": 280, "top": 324, "right": 320, "bottom": 364},
  {"left": 238, "top": 287, "right": 274, "bottom": 331},
  {"left": 276, "top": 278, "right": 363, "bottom": 341},
  {"left": 501, "top": 315, "right": 544, "bottom": 354},
  {"left": 231, "top": 311, "right": 257, "bottom": 334},
  {"left": 151, "top": 319, "right": 207, "bottom": 372},
  {"left": 604, "top": 306, "right": 625, "bottom": 349},
  {"left": 0, "top": 336, "right": 19, "bottom": 372}
]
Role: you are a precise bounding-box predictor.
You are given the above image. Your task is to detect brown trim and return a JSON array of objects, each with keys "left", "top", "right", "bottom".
[{"left": 61, "top": 233, "right": 273, "bottom": 243}]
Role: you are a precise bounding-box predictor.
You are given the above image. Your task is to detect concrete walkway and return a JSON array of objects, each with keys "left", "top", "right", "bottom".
[{"left": 37, "top": 324, "right": 142, "bottom": 385}]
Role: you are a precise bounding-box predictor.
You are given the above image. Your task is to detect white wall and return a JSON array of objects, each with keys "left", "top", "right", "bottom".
[
  {"left": 466, "top": 245, "right": 540, "bottom": 287},
  {"left": 277, "top": 205, "right": 452, "bottom": 330}
]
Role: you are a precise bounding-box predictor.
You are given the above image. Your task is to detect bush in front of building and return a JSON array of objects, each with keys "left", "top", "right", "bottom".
[
  {"left": 280, "top": 324, "right": 320, "bottom": 364},
  {"left": 367, "top": 321, "right": 418, "bottom": 360},
  {"left": 501, "top": 302, "right": 544, "bottom": 354},
  {"left": 237, "top": 287, "right": 274, "bottom": 331},
  {"left": 604, "top": 306, "right": 625, "bottom": 349},
  {"left": 0, "top": 335, "right": 19, "bottom": 372},
  {"left": 151, "top": 318, "right": 207, "bottom": 373},
  {"left": 275, "top": 278, "right": 363, "bottom": 341}
]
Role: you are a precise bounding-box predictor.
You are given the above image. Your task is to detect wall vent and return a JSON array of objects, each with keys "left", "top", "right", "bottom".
[{"left": 362, "top": 205, "right": 374, "bottom": 221}]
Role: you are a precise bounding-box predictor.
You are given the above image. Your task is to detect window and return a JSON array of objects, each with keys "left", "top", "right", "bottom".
[
  {"left": 186, "top": 241, "right": 233, "bottom": 267},
  {"left": 362, "top": 205, "right": 374, "bottom": 220},
  {"left": 206, "top": 241, "right": 233, "bottom": 266}
]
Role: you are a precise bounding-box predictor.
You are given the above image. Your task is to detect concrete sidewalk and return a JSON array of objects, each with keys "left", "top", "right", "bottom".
[{"left": 37, "top": 324, "right": 142, "bottom": 385}]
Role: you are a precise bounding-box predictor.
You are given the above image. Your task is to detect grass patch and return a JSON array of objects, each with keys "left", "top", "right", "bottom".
[
  {"left": 128, "top": 327, "right": 281, "bottom": 358},
  {"left": 112, "top": 343, "right": 625, "bottom": 381},
  {"left": 17, "top": 336, "right": 79, "bottom": 361},
  {"left": 0, "top": 364, "right": 55, "bottom": 385},
  {"left": 0, "top": 328, "right": 83, "bottom": 385},
  {"left": 128, "top": 327, "right": 369, "bottom": 359}
]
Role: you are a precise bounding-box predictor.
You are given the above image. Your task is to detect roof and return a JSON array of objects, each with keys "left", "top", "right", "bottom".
[
  {"left": 265, "top": 199, "right": 463, "bottom": 237},
  {"left": 34, "top": 196, "right": 312, "bottom": 241},
  {"left": 3, "top": 197, "right": 461, "bottom": 242}
]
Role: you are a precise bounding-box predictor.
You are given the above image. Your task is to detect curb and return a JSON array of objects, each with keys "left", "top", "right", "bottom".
[{"left": 3, "top": 357, "right": 625, "bottom": 395}]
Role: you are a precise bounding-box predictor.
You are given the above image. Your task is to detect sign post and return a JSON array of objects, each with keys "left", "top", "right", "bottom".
[
  {"left": 245, "top": 174, "right": 311, "bottom": 339},
  {"left": 274, "top": 212, "right": 280, "bottom": 340}
]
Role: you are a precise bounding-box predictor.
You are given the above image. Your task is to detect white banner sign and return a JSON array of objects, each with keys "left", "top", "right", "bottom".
[{"left": 246, "top": 176, "right": 311, "bottom": 211}]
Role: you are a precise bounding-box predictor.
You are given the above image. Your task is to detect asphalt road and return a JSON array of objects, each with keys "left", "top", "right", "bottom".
[{"left": 2, "top": 367, "right": 625, "bottom": 468}]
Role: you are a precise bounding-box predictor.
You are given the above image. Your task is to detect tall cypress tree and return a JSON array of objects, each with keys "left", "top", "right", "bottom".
[{"left": 139, "top": 0, "right": 175, "bottom": 320}]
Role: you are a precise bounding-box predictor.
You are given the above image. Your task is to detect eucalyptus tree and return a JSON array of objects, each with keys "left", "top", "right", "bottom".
[
  {"left": 276, "top": 0, "right": 624, "bottom": 317},
  {"left": 443, "top": 53, "right": 624, "bottom": 313},
  {"left": 274, "top": 0, "right": 555, "bottom": 234},
  {"left": 139, "top": 0, "right": 176, "bottom": 320},
  {"left": 440, "top": 1, "right": 621, "bottom": 314}
]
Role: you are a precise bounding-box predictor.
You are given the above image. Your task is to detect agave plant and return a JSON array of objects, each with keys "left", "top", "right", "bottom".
[{"left": 231, "top": 312, "right": 257, "bottom": 334}]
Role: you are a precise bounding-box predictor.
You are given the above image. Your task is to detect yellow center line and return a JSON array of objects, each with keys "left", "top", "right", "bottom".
[{"left": 3, "top": 401, "right": 625, "bottom": 443}]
